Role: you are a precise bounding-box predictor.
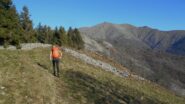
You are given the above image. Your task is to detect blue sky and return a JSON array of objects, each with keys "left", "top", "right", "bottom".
[{"left": 13, "top": 0, "right": 185, "bottom": 30}]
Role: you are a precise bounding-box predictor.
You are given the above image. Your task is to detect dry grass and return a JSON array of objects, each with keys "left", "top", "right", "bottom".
[{"left": 0, "top": 48, "right": 184, "bottom": 104}]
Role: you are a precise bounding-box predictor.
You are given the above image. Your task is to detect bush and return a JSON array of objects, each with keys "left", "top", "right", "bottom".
[
  {"left": 3, "top": 42, "right": 9, "bottom": 49},
  {"left": 16, "top": 44, "right": 22, "bottom": 49}
]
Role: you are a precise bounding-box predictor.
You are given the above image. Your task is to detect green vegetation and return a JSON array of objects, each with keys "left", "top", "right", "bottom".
[
  {"left": 0, "top": 0, "right": 84, "bottom": 49},
  {"left": 0, "top": 0, "right": 23, "bottom": 47},
  {"left": 67, "top": 27, "right": 84, "bottom": 49},
  {"left": 0, "top": 48, "right": 184, "bottom": 104},
  {"left": 19, "top": 6, "right": 36, "bottom": 43}
]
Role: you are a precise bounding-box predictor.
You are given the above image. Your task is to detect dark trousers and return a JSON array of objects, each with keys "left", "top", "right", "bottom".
[{"left": 52, "top": 58, "right": 60, "bottom": 77}]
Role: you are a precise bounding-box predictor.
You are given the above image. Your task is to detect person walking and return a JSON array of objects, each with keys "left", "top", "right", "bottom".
[{"left": 50, "top": 44, "right": 62, "bottom": 77}]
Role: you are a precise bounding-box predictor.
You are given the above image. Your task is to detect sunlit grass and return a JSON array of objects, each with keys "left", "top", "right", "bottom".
[{"left": 0, "top": 48, "right": 184, "bottom": 104}]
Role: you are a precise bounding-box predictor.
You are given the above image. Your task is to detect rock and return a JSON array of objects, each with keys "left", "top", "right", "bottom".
[
  {"left": 63, "top": 48, "right": 138, "bottom": 79},
  {"left": 21, "top": 43, "right": 51, "bottom": 50},
  {"left": 0, "top": 43, "right": 51, "bottom": 50},
  {"left": 0, "top": 86, "right": 5, "bottom": 90}
]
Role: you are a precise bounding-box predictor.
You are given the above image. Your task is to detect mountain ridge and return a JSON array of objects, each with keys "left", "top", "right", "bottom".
[
  {"left": 79, "top": 22, "right": 185, "bottom": 96},
  {"left": 80, "top": 22, "right": 185, "bottom": 32},
  {"left": 79, "top": 22, "right": 185, "bottom": 58}
]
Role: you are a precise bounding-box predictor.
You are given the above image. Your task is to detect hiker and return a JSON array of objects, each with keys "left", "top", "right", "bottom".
[{"left": 50, "top": 44, "right": 62, "bottom": 77}]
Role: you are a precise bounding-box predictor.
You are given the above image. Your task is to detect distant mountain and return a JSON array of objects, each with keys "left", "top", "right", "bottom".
[
  {"left": 79, "top": 22, "right": 185, "bottom": 96},
  {"left": 80, "top": 22, "right": 185, "bottom": 55}
]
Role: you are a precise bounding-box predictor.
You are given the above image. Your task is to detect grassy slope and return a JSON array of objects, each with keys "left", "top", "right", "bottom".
[{"left": 0, "top": 48, "right": 184, "bottom": 104}]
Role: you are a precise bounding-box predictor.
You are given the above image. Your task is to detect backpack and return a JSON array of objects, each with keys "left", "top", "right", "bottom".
[{"left": 51, "top": 46, "right": 61, "bottom": 58}]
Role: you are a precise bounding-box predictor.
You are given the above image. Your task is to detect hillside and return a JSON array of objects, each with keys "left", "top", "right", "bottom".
[
  {"left": 80, "top": 22, "right": 185, "bottom": 55},
  {"left": 0, "top": 47, "right": 185, "bottom": 104},
  {"left": 79, "top": 22, "right": 185, "bottom": 96}
]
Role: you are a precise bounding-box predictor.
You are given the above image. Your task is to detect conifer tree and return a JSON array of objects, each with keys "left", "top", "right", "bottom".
[
  {"left": 0, "top": 0, "right": 23, "bottom": 48},
  {"left": 36, "top": 23, "right": 44, "bottom": 43},
  {"left": 67, "top": 27, "right": 74, "bottom": 47},
  {"left": 20, "top": 6, "right": 35, "bottom": 42},
  {"left": 74, "top": 28, "right": 84, "bottom": 49},
  {"left": 53, "top": 27, "right": 61, "bottom": 45},
  {"left": 46, "top": 26, "right": 54, "bottom": 44},
  {"left": 59, "top": 26, "right": 67, "bottom": 46},
  {"left": 67, "top": 27, "right": 84, "bottom": 49},
  {"left": 36, "top": 23, "right": 53, "bottom": 43}
]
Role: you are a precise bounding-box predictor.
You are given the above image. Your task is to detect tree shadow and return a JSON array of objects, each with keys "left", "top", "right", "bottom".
[{"left": 63, "top": 69, "right": 165, "bottom": 104}]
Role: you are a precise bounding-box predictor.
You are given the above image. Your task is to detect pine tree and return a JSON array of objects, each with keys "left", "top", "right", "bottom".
[
  {"left": 0, "top": 0, "right": 23, "bottom": 48},
  {"left": 36, "top": 23, "right": 53, "bottom": 44},
  {"left": 74, "top": 28, "right": 84, "bottom": 49},
  {"left": 44, "top": 25, "right": 53, "bottom": 43},
  {"left": 46, "top": 26, "right": 54, "bottom": 44},
  {"left": 20, "top": 6, "right": 35, "bottom": 42},
  {"left": 59, "top": 26, "right": 67, "bottom": 46},
  {"left": 36, "top": 23, "right": 44, "bottom": 43},
  {"left": 67, "top": 27, "right": 74, "bottom": 47},
  {"left": 66, "top": 27, "right": 84, "bottom": 49}
]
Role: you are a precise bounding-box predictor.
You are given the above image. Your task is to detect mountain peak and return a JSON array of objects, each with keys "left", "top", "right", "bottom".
[
  {"left": 96, "top": 22, "right": 113, "bottom": 27},
  {"left": 96, "top": 22, "right": 137, "bottom": 29}
]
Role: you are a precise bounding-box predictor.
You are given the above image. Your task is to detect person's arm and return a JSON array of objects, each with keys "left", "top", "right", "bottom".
[
  {"left": 60, "top": 51, "right": 62, "bottom": 59},
  {"left": 50, "top": 51, "right": 52, "bottom": 60}
]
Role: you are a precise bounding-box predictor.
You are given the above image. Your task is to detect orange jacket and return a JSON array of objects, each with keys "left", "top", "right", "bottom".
[{"left": 51, "top": 46, "right": 61, "bottom": 59}]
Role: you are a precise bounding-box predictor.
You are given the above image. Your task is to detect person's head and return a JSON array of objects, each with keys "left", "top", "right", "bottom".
[
  {"left": 52, "top": 43, "right": 56, "bottom": 48},
  {"left": 52, "top": 43, "right": 60, "bottom": 48}
]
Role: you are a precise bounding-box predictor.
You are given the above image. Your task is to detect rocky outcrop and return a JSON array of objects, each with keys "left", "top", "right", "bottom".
[
  {"left": 0, "top": 43, "right": 51, "bottom": 50},
  {"left": 64, "top": 48, "right": 145, "bottom": 80}
]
